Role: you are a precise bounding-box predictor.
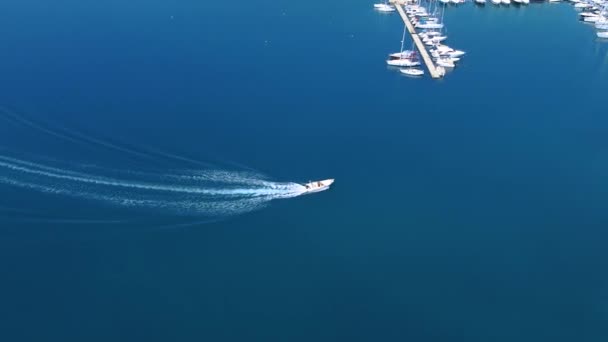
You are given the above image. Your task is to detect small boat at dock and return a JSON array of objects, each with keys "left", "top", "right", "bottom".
[
  {"left": 400, "top": 68, "right": 425, "bottom": 76},
  {"left": 387, "top": 25, "right": 421, "bottom": 67},
  {"left": 387, "top": 59, "right": 421, "bottom": 67},
  {"left": 389, "top": 50, "right": 416, "bottom": 59},
  {"left": 374, "top": 3, "right": 396, "bottom": 12},
  {"left": 436, "top": 58, "right": 456, "bottom": 68}
]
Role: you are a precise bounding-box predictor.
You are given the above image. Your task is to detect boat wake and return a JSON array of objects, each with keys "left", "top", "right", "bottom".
[
  {"left": 0, "top": 154, "right": 307, "bottom": 217},
  {"left": 0, "top": 108, "right": 312, "bottom": 221}
]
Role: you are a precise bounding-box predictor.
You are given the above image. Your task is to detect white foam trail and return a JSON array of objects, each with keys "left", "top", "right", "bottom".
[
  {"left": 0, "top": 156, "right": 307, "bottom": 217},
  {"left": 0, "top": 159, "right": 305, "bottom": 197}
]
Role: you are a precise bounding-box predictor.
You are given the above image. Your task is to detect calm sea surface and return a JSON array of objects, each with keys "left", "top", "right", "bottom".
[{"left": 0, "top": 0, "right": 607, "bottom": 341}]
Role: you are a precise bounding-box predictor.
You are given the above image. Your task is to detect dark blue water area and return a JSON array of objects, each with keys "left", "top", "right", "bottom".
[{"left": 0, "top": 0, "right": 608, "bottom": 341}]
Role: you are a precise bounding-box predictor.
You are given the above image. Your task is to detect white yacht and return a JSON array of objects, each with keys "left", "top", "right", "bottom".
[
  {"left": 387, "top": 59, "right": 421, "bottom": 67},
  {"left": 389, "top": 50, "right": 416, "bottom": 59},
  {"left": 302, "top": 179, "right": 335, "bottom": 194},
  {"left": 502, "top": 0, "right": 511, "bottom": 5},
  {"left": 491, "top": 0, "right": 501, "bottom": 4},
  {"left": 387, "top": 26, "right": 420, "bottom": 67},
  {"left": 598, "top": 31, "right": 608, "bottom": 38},
  {"left": 475, "top": 0, "right": 487, "bottom": 4}
]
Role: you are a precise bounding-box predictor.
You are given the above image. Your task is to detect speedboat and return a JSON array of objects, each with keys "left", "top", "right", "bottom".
[
  {"left": 491, "top": 0, "right": 501, "bottom": 4},
  {"left": 502, "top": 0, "right": 511, "bottom": 5},
  {"left": 475, "top": 0, "right": 487, "bottom": 4},
  {"left": 521, "top": 0, "right": 530, "bottom": 4},
  {"left": 598, "top": 31, "right": 608, "bottom": 38},
  {"left": 302, "top": 179, "right": 334, "bottom": 194},
  {"left": 400, "top": 68, "right": 425, "bottom": 76}
]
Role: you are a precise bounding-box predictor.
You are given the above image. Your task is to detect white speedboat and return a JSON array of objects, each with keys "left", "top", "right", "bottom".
[
  {"left": 502, "top": 0, "right": 511, "bottom": 5},
  {"left": 521, "top": 0, "right": 530, "bottom": 4},
  {"left": 440, "top": 0, "right": 451, "bottom": 4},
  {"left": 400, "top": 68, "right": 425, "bottom": 76},
  {"left": 475, "top": 0, "right": 487, "bottom": 4},
  {"left": 598, "top": 31, "right": 608, "bottom": 38},
  {"left": 302, "top": 179, "right": 334, "bottom": 193},
  {"left": 491, "top": 0, "right": 501, "bottom": 4}
]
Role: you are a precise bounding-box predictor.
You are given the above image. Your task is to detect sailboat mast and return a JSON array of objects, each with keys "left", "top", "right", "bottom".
[{"left": 400, "top": 24, "right": 406, "bottom": 57}]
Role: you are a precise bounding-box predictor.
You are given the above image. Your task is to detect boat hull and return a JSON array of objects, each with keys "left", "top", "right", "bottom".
[{"left": 302, "top": 179, "right": 335, "bottom": 194}]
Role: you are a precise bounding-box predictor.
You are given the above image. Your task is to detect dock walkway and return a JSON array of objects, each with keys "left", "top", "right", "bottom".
[{"left": 391, "top": 1, "right": 443, "bottom": 78}]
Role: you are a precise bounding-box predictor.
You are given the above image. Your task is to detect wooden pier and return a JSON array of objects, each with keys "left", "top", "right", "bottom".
[{"left": 391, "top": 1, "right": 443, "bottom": 78}]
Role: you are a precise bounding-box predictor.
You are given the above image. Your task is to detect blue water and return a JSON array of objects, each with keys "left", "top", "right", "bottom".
[{"left": 1, "top": 0, "right": 608, "bottom": 340}]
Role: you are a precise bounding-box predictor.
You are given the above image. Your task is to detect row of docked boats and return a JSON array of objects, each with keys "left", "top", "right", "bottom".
[
  {"left": 570, "top": 0, "right": 608, "bottom": 38},
  {"left": 438, "top": 0, "right": 531, "bottom": 5},
  {"left": 376, "top": 0, "right": 467, "bottom": 78},
  {"left": 408, "top": 1, "right": 465, "bottom": 72},
  {"left": 485, "top": 0, "right": 531, "bottom": 5}
]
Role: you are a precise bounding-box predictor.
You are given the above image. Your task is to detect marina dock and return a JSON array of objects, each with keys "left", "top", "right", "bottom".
[{"left": 391, "top": 1, "right": 443, "bottom": 78}]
